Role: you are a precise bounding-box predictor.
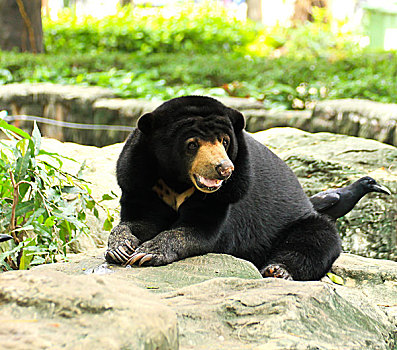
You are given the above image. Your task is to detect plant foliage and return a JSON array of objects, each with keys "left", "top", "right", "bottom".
[
  {"left": 0, "top": 113, "right": 114, "bottom": 270},
  {"left": 43, "top": 2, "right": 258, "bottom": 55},
  {"left": 0, "top": 2, "right": 395, "bottom": 109},
  {"left": 1, "top": 50, "right": 396, "bottom": 110}
]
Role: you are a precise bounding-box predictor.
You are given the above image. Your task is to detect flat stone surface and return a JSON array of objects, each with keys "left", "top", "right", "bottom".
[
  {"left": 0, "top": 269, "right": 178, "bottom": 350},
  {"left": 0, "top": 83, "right": 115, "bottom": 102},
  {"left": 314, "top": 99, "right": 397, "bottom": 122},
  {"left": 3, "top": 251, "right": 392, "bottom": 349},
  {"left": 216, "top": 96, "right": 266, "bottom": 110},
  {"left": 93, "top": 98, "right": 161, "bottom": 117}
]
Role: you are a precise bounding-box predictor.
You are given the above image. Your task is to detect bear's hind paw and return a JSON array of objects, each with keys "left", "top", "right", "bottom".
[{"left": 260, "top": 264, "right": 293, "bottom": 280}]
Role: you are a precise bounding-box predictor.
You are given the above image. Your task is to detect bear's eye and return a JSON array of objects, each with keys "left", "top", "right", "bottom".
[
  {"left": 186, "top": 140, "right": 199, "bottom": 151},
  {"left": 222, "top": 137, "right": 230, "bottom": 150}
]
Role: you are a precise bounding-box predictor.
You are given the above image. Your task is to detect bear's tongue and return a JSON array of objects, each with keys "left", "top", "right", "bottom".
[{"left": 198, "top": 176, "right": 223, "bottom": 188}]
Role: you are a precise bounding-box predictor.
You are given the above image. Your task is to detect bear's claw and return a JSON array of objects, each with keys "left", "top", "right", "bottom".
[
  {"left": 260, "top": 264, "right": 293, "bottom": 280},
  {"left": 123, "top": 252, "right": 153, "bottom": 266},
  {"left": 105, "top": 239, "right": 136, "bottom": 264},
  {"left": 138, "top": 254, "right": 153, "bottom": 266},
  {"left": 105, "top": 250, "right": 119, "bottom": 263},
  {"left": 124, "top": 239, "right": 136, "bottom": 252}
]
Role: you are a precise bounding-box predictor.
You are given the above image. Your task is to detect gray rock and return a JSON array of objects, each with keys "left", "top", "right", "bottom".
[
  {"left": 1, "top": 251, "right": 394, "bottom": 349},
  {"left": 243, "top": 109, "right": 312, "bottom": 132},
  {"left": 310, "top": 99, "right": 397, "bottom": 146},
  {"left": 0, "top": 83, "right": 116, "bottom": 146},
  {"left": 216, "top": 96, "right": 266, "bottom": 110},
  {"left": 165, "top": 276, "right": 394, "bottom": 349},
  {"left": 93, "top": 98, "right": 161, "bottom": 119},
  {"left": 92, "top": 98, "right": 162, "bottom": 145},
  {"left": 332, "top": 253, "right": 397, "bottom": 321},
  {"left": 0, "top": 83, "right": 115, "bottom": 104},
  {"left": 0, "top": 268, "right": 178, "bottom": 350}
]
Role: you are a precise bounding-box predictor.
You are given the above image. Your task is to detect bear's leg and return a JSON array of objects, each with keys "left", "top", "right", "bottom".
[
  {"left": 260, "top": 214, "right": 341, "bottom": 281},
  {"left": 105, "top": 190, "right": 177, "bottom": 264},
  {"left": 122, "top": 203, "right": 229, "bottom": 267}
]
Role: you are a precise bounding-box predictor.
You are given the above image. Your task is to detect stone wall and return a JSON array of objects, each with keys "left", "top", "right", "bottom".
[
  {"left": 310, "top": 99, "right": 397, "bottom": 146},
  {"left": 1, "top": 83, "right": 396, "bottom": 147}
]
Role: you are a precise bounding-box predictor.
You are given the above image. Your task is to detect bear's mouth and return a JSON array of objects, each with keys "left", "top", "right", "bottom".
[{"left": 193, "top": 174, "right": 223, "bottom": 193}]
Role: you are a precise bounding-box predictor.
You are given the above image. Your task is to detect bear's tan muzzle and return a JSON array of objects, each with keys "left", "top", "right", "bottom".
[{"left": 189, "top": 140, "right": 234, "bottom": 193}]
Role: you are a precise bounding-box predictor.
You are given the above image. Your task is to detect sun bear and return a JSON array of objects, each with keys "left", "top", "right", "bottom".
[{"left": 105, "top": 96, "right": 341, "bottom": 280}]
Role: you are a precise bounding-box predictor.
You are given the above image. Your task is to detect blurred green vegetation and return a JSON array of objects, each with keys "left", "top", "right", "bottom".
[
  {"left": 0, "top": 2, "right": 395, "bottom": 109},
  {"left": 1, "top": 51, "right": 396, "bottom": 109},
  {"left": 43, "top": 3, "right": 258, "bottom": 55}
]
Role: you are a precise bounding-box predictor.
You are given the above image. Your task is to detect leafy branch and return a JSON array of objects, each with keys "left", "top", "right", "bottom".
[{"left": 0, "top": 113, "right": 116, "bottom": 270}]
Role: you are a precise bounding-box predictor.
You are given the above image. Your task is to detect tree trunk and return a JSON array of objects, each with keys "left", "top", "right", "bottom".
[
  {"left": 292, "top": 0, "right": 327, "bottom": 23},
  {"left": 247, "top": 0, "right": 262, "bottom": 22},
  {"left": 0, "top": 0, "right": 43, "bottom": 53},
  {"left": 120, "top": 0, "right": 134, "bottom": 6}
]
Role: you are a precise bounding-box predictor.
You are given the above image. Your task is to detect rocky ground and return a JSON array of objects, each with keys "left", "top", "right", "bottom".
[
  {"left": 1, "top": 252, "right": 396, "bottom": 349},
  {"left": 0, "top": 127, "right": 396, "bottom": 349}
]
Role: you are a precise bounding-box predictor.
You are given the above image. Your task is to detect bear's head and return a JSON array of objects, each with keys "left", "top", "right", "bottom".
[{"left": 137, "top": 96, "right": 245, "bottom": 194}]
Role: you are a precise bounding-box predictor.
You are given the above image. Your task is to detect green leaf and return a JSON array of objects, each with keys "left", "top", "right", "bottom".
[
  {"left": 30, "top": 256, "right": 46, "bottom": 266},
  {"left": 19, "top": 238, "right": 35, "bottom": 270},
  {"left": 86, "top": 199, "right": 95, "bottom": 210},
  {"left": 0, "top": 119, "right": 31, "bottom": 140},
  {"left": 38, "top": 151, "right": 63, "bottom": 168},
  {"left": 327, "top": 272, "right": 344, "bottom": 285},
  {"left": 101, "top": 193, "right": 115, "bottom": 201},
  {"left": 32, "top": 222, "right": 52, "bottom": 239},
  {"left": 77, "top": 160, "right": 86, "bottom": 179},
  {"left": 62, "top": 186, "right": 81, "bottom": 194},
  {"left": 14, "top": 143, "right": 32, "bottom": 182},
  {"left": 14, "top": 225, "right": 34, "bottom": 232},
  {"left": 18, "top": 181, "right": 32, "bottom": 199},
  {"left": 44, "top": 216, "right": 56, "bottom": 227},
  {"left": 0, "top": 241, "right": 24, "bottom": 270},
  {"left": 3, "top": 199, "right": 35, "bottom": 221},
  {"left": 103, "top": 218, "right": 113, "bottom": 231},
  {"left": 31, "top": 122, "right": 42, "bottom": 156}
]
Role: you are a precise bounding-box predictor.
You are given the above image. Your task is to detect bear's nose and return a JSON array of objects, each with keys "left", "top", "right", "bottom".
[{"left": 216, "top": 160, "right": 234, "bottom": 179}]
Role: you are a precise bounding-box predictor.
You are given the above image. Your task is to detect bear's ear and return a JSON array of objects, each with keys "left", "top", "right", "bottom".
[
  {"left": 228, "top": 109, "right": 245, "bottom": 133},
  {"left": 137, "top": 113, "right": 154, "bottom": 134}
]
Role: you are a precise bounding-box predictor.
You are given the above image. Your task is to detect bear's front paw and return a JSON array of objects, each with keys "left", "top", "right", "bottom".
[
  {"left": 260, "top": 264, "right": 293, "bottom": 280},
  {"left": 123, "top": 240, "right": 175, "bottom": 267},
  {"left": 105, "top": 239, "right": 136, "bottom": 264},
  {"left": 105, "top": 224, "right": 140, "bottom": 264}
]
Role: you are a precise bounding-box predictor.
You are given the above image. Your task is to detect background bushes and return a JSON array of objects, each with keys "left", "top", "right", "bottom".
[
  {"left": 1, "top": 50, "right": 397, "bottom": 109},
  {"left": 0, "top": 2, "right": 396, "bottom": 109},
  {"left": 43, "top": 4, "right": 258, "bottom": 55}
]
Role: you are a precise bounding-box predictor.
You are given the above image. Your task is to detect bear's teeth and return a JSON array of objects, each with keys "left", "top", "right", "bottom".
[{"left": 199, "top": 176, "right": 223, "bottom": 188}]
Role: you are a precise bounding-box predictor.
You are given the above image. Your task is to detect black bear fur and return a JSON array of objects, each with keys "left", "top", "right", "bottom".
[{"left": 106, "top": 96, "right": 341, "bottom": 280}]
